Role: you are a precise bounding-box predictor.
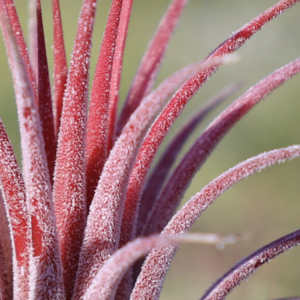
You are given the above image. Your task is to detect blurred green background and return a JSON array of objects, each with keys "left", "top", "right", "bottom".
[{"left": 0, "top": 0, "right": 299, "bottom": 299}]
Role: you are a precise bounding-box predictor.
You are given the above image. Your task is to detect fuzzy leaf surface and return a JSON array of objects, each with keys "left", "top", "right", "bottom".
[
  {"left": 138, "top": 83, "right": 240, "bottom": 236},
  {"left": 125, "top": 2, "right": 300, "bottom": 246},
  {"left": 86, "top": 0, "right": 123, "bottom": 208},
  {"left": 132, "top": 146, "right": 300, "bottom": 299},
  {"left": 144, "top": 56, "right": 300, "bottom": 236},
  {"left": 53, "top": 0, "right": 97, "bottom": 297},
  {"left": 107, "top": 0, "right": 133, "bottom": 151},
  {"left": 74, "top": 58, "right": 208, "bottom": 300},
  {"left": 117, "top": 0, "right": 189, "bottom": 133},
  {"left": 201, "top": 229, "right": 300, "bottom": 300},
  {"left": 52, "top": 0, "right": 68, "bottom": 136}
]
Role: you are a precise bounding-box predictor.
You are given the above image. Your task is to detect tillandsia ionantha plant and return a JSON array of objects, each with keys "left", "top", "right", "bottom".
[{"left": 0, "top": 0, "right": 300, "bottom": 299}]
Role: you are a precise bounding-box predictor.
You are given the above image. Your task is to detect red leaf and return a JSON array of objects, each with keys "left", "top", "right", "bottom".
[
  {"left": 124, "top": 0, "right": 300, "bottom": 259},
  {"left": 120, "top": 56, "right": 235, "bottom": 249},
  {"left": 52, "top": 0, "right": 68, "bottom": 136},
  {"left": 201, "top": 229, "right": 300, "bottom": 300},
  {"left": 132, "top": 145, "right": 300, "bottom": 299},
  {"left": 0, "top": 4, "right": 64, "bottom": 298},
  {"left": 144, "top": 57, "right": 300, "bottom": 236},
  {"left": 0, "top": 119, "right": 30, "bottom": 299},
  {"left": 117, "top": 0, "right": 189, "bottom": 134},
  {"left": 82, "top": 235, "right": 175, "bottom": 300},
  {"left": 53, "top": 0, "right": 97, "bottom": 297},
  {"left": 37, "top": 0, "right": 56, "bottom": 183},
  {"left": 86, "top": 0, "right": 124, "bottom": 209},
  {"left": 107, "top": 0, "right": 133, "bottom": 152},
  {"left": 74, "top": 57, "right": 207, "bottom": 300},
  {"left": 2, "top": 0, "right": 37, "bottom": 102},
  {"left": 138, "top": 82, "right": 240, "bottom": 236},
  {"left": 28, "top": 0, "right": 38, "bottom": 83}
]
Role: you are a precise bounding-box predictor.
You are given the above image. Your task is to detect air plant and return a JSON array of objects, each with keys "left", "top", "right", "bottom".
[{"left": 0, "top": 0, "right": 299, "bottom": 299}]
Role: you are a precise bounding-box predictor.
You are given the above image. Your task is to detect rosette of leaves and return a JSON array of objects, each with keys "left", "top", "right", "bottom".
[{"left": 0, "top": 0, "right": 299, "bottom": 300}]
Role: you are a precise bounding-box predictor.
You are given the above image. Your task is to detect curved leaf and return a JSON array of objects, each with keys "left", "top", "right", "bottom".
[
  {"left": 75, "top": 58, "right": 215, "bottom": 300},
  {"left": 117, "top": 0, "right": 189, "bottom": 134},
  {"left": 82, "top": 232, "right": 239, "bottom": 300},
  {"left": 201, "top": 229, "right": 300, "bottom": 300},
  {"left": 132, "top": 145, "right": 300, "bottom": 300},
  {"left": 124, "top": 1, "right": 300, "bottom": 262},
  {"left": 143, "top": 56, "right": 300, "bottom": 236},
  {"left": 0, "top": 6, "right": 64, "bottom": 299},
  {"left": 137, "top": 82, "right": 240, "bottom": 236}
]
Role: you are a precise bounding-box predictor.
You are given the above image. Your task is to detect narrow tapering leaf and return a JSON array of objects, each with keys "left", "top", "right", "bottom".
[
  {"left": 107, "top": 0, "right": 133, "bottom": 151},
  {"left": 37, "top": 0, "right": 56, "bottom": 183},
  {"left": 201, "top": 229, "right": 300, "bottom": 300},
  {"left": 83, "top": 232, "right": 238, "bottom": 300},
  {"left": 117, "top": 0, "right": 189, "bottom": 134},
  {"left": 86, "top": 0, "right": 123, "bottom": 209},
  {"left": 28, "top": 0, "right": 38, "bottom": 83},
  {"left": 52, "top": 0, "right": 68, "bottom": 136},
  {"left": 82, "top": 235, "right": 171, "bottom": 300},
  {"left": 120, "top": 56, "right": 237, "bottom": 250},
  {"left": 132, "top": 146, "right": 300, "bottom": 300},
  {"left": 0, "top": 119, "right": 30, "bottom": 300},
  {"left": 0, "top": 5, "right": 65, "bottom": 298},
  {"left": 74, "top": 57, "right": 211, "bottom": 300},
  {"left": 137, "top": 83, "right": 240, "bottom": 236},
  {"left": 124, "top": 0, "right": 300, "bottom": 250},
  {"left": 116, "top": 59, "right": 235, "bottom": 300},
  {"left": 53, "top": 0, "right": 97, "bottom": 297},
  {"left": 143, "top": 57, "right": 300, "bottom": 236},
  {"left": 2, "top": 0, "right": 37, "bottom": 101},
  {"left": 118, "top": 60, "right": 232, "bottom": 300}
]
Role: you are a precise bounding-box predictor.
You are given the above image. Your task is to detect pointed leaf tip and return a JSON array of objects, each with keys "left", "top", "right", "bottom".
[
  {"left": 117, "top": 0, "right": 189, "bottom": 134},
  {"left": 53, "top": 0, "right": 97, "bottom": 297},
  {"left": 201, "top": 228, "right": 300, "bottom": 300},
  {"left": 86, "top": 0, "right": 124, "bottom": 209},
  {"left": 132, "top": 145, "right": 300, "bottom": 300}
]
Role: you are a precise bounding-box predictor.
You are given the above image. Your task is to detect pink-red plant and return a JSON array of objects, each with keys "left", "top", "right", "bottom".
[{"left": 0, "top": 0, "right": 299, "bottom": 299}]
